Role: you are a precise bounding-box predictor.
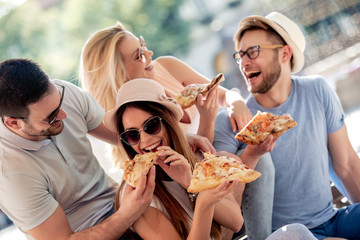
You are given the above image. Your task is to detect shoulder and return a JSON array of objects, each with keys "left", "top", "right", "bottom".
[
  {"left": 156, "top": 56, "right": 182, "bottom": 66},
  {"left": 292, "top": 75, "right": 329, "bottom": 90}
]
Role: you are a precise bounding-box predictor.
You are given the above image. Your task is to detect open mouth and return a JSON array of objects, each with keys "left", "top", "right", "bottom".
[
  {"left": 246, "top": 71, "right": 261, "bottom": 80},
  {"left": 143, "top": 140, "right": 162, "bottom": 152}
]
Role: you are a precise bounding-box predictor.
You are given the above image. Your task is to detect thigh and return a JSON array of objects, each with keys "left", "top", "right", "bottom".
[
  {"left": 333, "top": 204, "right": 360, "bottom": 239},
  {"left": 241, "top": 152, "right": 275, "bottom": 240},
  {"left": 310, "top": 204, "right": 360, "bottom": 240}
]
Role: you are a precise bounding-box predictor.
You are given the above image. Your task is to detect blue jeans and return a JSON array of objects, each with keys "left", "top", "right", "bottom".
[
  {"left": 309, "top": 203, "right": 360, "bottom": 239},
  {"left": 240, "top": 152, "right": 275, "bottom": 240}
]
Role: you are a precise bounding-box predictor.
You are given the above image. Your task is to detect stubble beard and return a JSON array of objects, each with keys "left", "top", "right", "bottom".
[
  {"left": 22, "top": 120, "right": 64, "bottom": 139},
  {"left": 248, "top": 53, "right": 282, "bottom": 94}
]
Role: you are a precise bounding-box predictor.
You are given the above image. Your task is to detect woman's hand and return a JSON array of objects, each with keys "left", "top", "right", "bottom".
[
  {"left": 185, "top": 133, "right": 216, "bottom": 154},
  {"left": 196, "top": 86, "right": 219, "bottom": 142},
  {"left": 156, "top": 146, "right": 192, "bottom": 189},
  {"left": 196, "top": 86, "right": 219, "bottom": 124},
  {"left": 196, "top": 179, "right": 239, "bottom": 208}
]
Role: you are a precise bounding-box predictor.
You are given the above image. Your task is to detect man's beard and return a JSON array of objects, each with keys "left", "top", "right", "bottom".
[
  {"left": 22, "top": 120, "right": 64, "bottom": 139},
  {"left": 248, "top": 54, "right": 282, "bottom": 94}
]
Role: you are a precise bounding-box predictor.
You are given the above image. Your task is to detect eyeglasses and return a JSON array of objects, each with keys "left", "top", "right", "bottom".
[
  {"left": 120, "top": 116, "right": 162, "bottom": 146},
  {"left": 136, "top": 35, "right": 147, "bottom": 63},
  {"left": 12, "top": 84, "right": 65, "bottom": 125},
  {"left": 233, "top": 45, "right": 284, "bottom": 64}
]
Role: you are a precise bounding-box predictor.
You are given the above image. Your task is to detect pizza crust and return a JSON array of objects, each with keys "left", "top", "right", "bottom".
[
  {"left": 187, "top": 153, "right": 261, "bottom": 193},
  {"left": 121, "top": 151, "right": 162, "bottom": 187},
  {"left": 176, "top": 73, "right": 225, "bottom": 109},
  {"left": 235, "top": 111, "right": 297, "bottom": 145}
]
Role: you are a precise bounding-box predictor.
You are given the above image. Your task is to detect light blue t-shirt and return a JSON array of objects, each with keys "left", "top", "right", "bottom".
[{"left": 214, "top": 75, "right": 344, "bottom": 230}]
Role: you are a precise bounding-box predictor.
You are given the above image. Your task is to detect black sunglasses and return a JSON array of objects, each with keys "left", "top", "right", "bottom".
[
  {"left": 120, "top": 116, "right": 162, "bottom": 146},
  {"left": 11, "top": 83, "right": 65, "bottom": 125}
]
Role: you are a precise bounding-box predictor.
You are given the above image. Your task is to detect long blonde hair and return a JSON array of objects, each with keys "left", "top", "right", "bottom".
[
  {"left": 114, "top": 102, "right": 221, "bottom": 239},
  {"left": 79, "top": 22, "right": 130, "bottom": 164},
  {"left": 79, "top": 22, "right": 128, "bottom": 112}
]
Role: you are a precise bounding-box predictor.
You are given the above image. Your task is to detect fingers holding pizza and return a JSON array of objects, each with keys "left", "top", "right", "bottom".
[
  {"left": 196, "top": 179, "right": 240, "bottom": 207},
  {"left": 235, "top": 111, "right": 297, "bottom": 145},
  {"left": 156, "top": 146, "right": 192, "bottom": 189}
]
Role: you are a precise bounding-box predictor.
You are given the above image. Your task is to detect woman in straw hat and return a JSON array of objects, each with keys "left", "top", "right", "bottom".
[
  {"left": 79, "top": 21, "right": 252, "bottom": 143},
  {"left": 103, "top": 78, "right": 243, "bottom": 240}
]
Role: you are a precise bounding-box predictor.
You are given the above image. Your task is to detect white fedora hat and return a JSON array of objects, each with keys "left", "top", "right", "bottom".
[
  {"left": 234, "top": 12, "right": 306, "bottom": 73},
  {"left": 103, "top": 78, "right": 183, "bottom": 132}
]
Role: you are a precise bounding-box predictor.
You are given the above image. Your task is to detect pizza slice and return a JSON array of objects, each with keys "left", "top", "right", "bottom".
[
  {"left": 121, "top": 151, "right": 162, "bottom": 187},
  {"left": 235, "top": 111, "right": 297, "bottom": 145},
  {"left": 187, "top": 152, "right": 261, "bottom": 193},
  {"left": 176, "top": 73, "right": 225, "bottom": 109}
]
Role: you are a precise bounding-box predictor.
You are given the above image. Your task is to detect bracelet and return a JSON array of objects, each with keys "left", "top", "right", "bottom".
[{"left": 188, "top": 192, "right": 199, "bottom": 202}]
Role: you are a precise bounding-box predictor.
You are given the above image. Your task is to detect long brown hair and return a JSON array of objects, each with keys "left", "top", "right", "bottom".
[{"left": 114, "top": 101, "right": 221, "bottom": 239}]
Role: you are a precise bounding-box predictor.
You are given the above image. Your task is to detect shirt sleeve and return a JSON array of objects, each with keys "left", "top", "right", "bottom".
[
  {"left": 214, "top": 110, "right": 244, "bottom": 154},
  {"left": 315, "top": 77, "right": 344, "bottom": 134},
  {"left": 0, "top": 171, "right": 58, "bottom": 231}
]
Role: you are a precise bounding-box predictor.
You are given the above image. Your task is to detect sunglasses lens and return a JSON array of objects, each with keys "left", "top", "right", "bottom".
[
  {"left": 121, "top": 130, "right": 141, "bottom": 146},
  {"left": 144, "top": 117, "right": 162, "bottom": 135},
  {"left": 48, "top": 107, "right": 60, "bottom": 125}
]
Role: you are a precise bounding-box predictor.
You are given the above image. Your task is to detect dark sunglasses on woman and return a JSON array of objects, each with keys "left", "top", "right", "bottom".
[{"left": 120, "top": 116, "right": 162, "bottom": 146}]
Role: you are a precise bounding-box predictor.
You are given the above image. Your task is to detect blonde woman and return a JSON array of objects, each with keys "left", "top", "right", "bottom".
[{"left": 79, "top": 22, "right": 252, "bottom": 143}]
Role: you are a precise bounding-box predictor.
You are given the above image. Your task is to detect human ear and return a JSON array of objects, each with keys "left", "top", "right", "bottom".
[
  {"left": 281, "top": 45, "right": 293, "bottom": 65},
  {"left": 3, "top": 117, "right": 22, "bottom": 130}
]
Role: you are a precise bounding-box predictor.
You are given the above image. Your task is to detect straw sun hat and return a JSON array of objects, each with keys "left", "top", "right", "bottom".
[
  {"left": 103, "top": 78, "right": 183, "bottom": 132},
  {"left": 235, "top": 12, "right": 306, "bottom": 73}
]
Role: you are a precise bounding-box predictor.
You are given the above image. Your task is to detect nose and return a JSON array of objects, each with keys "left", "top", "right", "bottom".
[
  {"left": 145, "top": 49, "right": 153, "bottom": 59},
  {"left": 57, "top": 108, "right": 67, "bottom": 120}
]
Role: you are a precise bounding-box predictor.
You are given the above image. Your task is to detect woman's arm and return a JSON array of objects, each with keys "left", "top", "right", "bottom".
[
  {"left": 212, "top": 186, "right": 244, "bottom": 231},
  {"left": 156, "top": 56, "right": 252, "bottom": 131}
]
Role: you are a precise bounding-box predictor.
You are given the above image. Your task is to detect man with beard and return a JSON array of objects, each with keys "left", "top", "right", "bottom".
[
  {"left": 0, "top": 58, "right": 157, "bottom": 240},
  {"left": 213, "top": 12, "right": 360, "bottom": 239}
]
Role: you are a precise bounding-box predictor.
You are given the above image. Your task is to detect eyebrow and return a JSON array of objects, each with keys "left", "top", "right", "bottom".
[{"left": 124, "top": 116, "right": 153, "bottom": 131}]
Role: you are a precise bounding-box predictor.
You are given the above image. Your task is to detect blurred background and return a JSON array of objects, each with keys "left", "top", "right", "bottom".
[{"left": 0, "top": 0, "right": 359, "bottom": 238}]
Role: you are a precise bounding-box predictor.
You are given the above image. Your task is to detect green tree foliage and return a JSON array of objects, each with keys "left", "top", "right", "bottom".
[{"left": 0, "top": 0, "right": 190, "bottom": 84}]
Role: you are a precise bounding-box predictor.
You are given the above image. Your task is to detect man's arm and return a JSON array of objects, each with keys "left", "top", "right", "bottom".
[
  {"left": 88, "top": 122, "right": 118, "bottom": 145},
  {"left": 329, "top": 124, "right": 360, "bottom": 203},
  {"left": 27, "top": 167, "right": 156, "bottom": 240}
]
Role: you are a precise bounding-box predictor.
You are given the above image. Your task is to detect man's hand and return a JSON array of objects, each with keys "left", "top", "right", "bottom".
[
  {"left": 240, "top": 135, "right": 278, "bottom": 169},
  {"left": 186, "top": 133, "right": 216, "bottom": 154},
  {"left": 227, "top": 100, "right": 253, "bottom": 132}
]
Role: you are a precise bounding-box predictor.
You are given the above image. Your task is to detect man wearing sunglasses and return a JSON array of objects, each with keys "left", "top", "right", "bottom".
[
  {"left": 214, "top": 12, "right": 360, "bottom": 239},
  {"left": 0, "top": 58, "right": 157, "bottom": 240}
]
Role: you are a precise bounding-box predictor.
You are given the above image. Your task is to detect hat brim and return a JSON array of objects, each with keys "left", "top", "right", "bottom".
[
  {"left": 237, "top": 15, "right": 304, "bottom": 73},
  {"left": 103, "top": 98, "right": 183, "bottom": 133}
]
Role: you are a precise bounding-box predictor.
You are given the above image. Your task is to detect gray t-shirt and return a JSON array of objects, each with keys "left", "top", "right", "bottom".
[
  {"left": 214, "top": 75, "right": 343, "bottom": 230},
  {"left": 0, "top": 80, "right": 117, "bottom": 239}
]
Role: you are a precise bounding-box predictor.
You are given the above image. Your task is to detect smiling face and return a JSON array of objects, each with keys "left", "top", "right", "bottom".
[
  {"left": 239, "top": 29, "right": 282, "bottom": 94},
  {"left": 118, "top": 32, "right": 155, "bottom": 82},
  {"left": 122, "top": 106, "right": 170, "bottom": 154},
  {"left": 17, "top": 83, "right": 67, "bottom": 141}
]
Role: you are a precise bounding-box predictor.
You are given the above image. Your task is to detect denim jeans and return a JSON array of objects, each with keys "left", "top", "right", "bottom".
[
  {"left": 240, "top": 152, "right": 275, "bottom": 240},
  {"left": 309, "top": 203, "right": 360, "bottom": 240}
]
